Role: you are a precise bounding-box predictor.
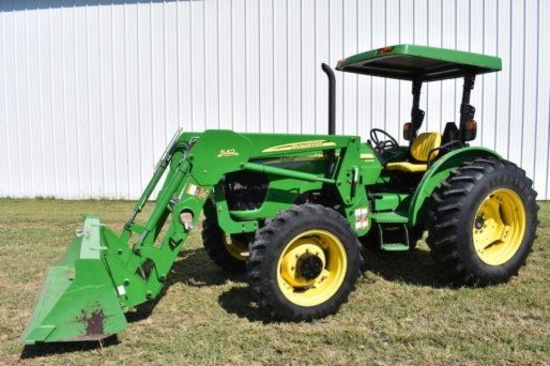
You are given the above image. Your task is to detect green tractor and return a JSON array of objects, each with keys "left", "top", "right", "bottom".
[{"left": 22, "top": 45, "right": 538, "bottom": 344}]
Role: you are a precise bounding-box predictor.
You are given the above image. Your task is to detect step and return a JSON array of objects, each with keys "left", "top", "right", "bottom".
[
  {"left": 370, "top": 211, "right": 409, "bottom": 224},
  {"left": 380, "top": 242, "right": 410, "bottom": 252}
]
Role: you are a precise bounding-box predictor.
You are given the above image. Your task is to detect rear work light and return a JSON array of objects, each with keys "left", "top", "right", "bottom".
[
  {"left": 403, "top": 122, "right": 412, "bottom": 140},
  {"left": 463, "top": 120, "right": 477, "bottom": 141}
]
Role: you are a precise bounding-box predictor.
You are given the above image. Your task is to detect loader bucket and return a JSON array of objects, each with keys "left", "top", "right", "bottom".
[{"left": 21, "top": 217, "right": 127, "bottom": 344}]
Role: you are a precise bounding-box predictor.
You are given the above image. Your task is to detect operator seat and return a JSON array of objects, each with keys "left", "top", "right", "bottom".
[
  {"left": 385, "top": 132, "right": 442, "bottom": 173},
  {"left": 442, "top": 122, "right": 459, "bottom": 145}
]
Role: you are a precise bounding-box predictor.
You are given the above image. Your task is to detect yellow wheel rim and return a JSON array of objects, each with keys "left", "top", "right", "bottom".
[
  {"left": 223, "top": 236, "right": 248, "bottom": 261},
  {"left": 276, "top": 230, "right": 348, "bottom": 307},
  {"left": 472, "top": 188, "right": 526, "bottom": 266}
]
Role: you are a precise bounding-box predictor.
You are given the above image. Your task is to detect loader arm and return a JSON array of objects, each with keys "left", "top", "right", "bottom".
[{"left": 22, "top": 130, "right": 240, "bottom": 343}]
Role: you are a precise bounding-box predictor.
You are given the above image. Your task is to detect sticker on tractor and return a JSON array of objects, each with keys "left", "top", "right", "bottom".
[
  {"left": 117, "top": 285, "right": 126, "bottom": 296},
  {"left": 217, "top": 149, "right": 239, "bottom": 158},
  {"left": 186, "top": 184, "right": 208, "bottom": 199},
  {"left": 262, "top": 140, "right": 337, "bottom": 153},
  {"left": 354, "top": 207, "right": 369, "bottom": 230},
  {"left": 264, "top": 154, "right": 326, "bottom": 165}
]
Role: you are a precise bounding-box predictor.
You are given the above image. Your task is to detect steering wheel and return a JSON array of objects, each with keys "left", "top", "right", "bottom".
[{"left": 369, "top": 128, "right": 399, "bottom": 153}]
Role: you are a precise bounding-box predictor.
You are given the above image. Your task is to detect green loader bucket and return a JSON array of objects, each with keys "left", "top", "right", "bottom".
[{"left": 21, "top": 217, "right": 128, "bottom": 344}]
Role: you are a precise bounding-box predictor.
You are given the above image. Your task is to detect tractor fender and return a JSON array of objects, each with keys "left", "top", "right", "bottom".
[{"left": 408, "top": 147, "right": 501, "bottom": 227}]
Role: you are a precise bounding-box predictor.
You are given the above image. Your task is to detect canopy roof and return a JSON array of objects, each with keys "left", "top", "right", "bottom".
[{"left": 336, "top": 44, "right": 502, "bottom": 81}]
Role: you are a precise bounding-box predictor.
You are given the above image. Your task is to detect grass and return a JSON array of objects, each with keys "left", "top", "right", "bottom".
[{"left": 0, "top": 199, "right": 549, "bottom": 365}]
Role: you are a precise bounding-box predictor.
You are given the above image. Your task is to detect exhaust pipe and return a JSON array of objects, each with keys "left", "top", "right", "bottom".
[{"left": 321, "top": 63, "right": 336, "bottom": 135}]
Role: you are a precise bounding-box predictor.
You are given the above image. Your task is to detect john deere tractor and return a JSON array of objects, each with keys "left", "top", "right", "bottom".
[{"left": 22, "top": 45, "right": 538, "bottom": 344}]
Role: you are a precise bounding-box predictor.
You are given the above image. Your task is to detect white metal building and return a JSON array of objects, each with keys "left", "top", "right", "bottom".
[{"left": 0, "top": 0, "right": 549, "bottom": 199}]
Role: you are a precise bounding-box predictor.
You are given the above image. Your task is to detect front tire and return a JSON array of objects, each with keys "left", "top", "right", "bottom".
[
  {"left": 201, "top": 202, "right": 250, "bottom": 273},
  {"left": 247, "top": 204, "right": 363, "bottom": 321},
  {"left": 426, "top": 158, "right": 538, "bottom": 286}
]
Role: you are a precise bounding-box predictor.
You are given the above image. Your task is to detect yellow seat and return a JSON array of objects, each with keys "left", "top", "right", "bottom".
[{"left": 386, "top": 132, "right": 442, "bottom": 173}]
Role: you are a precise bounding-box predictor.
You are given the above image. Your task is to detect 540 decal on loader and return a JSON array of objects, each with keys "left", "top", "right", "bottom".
[{"left": 22, "top": 45, "right": 538, "bottom": 344}]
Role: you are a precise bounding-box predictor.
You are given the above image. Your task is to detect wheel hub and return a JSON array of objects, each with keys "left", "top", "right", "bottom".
[
  {"left": 472, "top": 189, "right": 527, "bottom": 266},
  {"left": 276, "top": 230, "right": 348, "bottom": 307},
  {"left": 474, "top": 216, "right": 485, "bottom": 230},
  {"left": 297, "top": 254, "right": 324, "bottom": 280}
]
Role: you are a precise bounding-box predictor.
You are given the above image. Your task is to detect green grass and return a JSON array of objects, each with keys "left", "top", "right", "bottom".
[{"left": 0, "top": 199, "right": 549, "bottom": 365}]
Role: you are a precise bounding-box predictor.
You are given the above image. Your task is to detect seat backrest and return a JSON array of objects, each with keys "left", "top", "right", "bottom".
[
  {"left": 411, "top": 132, "right": 442, "bottom": 162},
  {"left": 442, "top": 122, "right": 459, "bottom": 145}
]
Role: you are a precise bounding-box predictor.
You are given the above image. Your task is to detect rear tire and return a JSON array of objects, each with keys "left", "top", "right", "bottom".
[
  {"left": 426, "top": 158, "right": 538, "bottom": 286},
  {"left": 247, "top": 204, "right": 362, "bottom": 321}
]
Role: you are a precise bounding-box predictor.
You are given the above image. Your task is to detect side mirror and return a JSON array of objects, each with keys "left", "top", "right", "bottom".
[
  {"left": 403, "top": 123, "right": 412, "bottom": 140},
  {"left": 463, "top": 120, "right": 477, "bottom": 141}
]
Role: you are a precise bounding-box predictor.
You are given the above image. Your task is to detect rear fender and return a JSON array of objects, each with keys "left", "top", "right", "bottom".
[{"left": 408, "top": 147, "right": 501, "bottom": 227}]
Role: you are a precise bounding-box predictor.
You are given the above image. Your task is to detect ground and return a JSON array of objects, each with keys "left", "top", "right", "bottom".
[{"left": 0, "top": 199, "right": 548, "bottom": 365}]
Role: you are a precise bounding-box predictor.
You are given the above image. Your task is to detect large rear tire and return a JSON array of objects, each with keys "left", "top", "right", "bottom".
[
  {"left": 426, "top": 158, "right": 538, "bottom": 286},
  {"left": 247, "top": 204, "right": 363, "bottom": 320}
]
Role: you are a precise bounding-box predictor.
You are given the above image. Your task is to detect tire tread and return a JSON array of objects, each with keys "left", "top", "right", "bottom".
[{"left": 426, "top": 157, "right": 538, "bottom": 286}]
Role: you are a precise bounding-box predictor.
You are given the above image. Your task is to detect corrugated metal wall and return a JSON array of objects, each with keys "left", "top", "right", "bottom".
[{"left": 0, "top": 0, "right": 549, "bottom": 199}]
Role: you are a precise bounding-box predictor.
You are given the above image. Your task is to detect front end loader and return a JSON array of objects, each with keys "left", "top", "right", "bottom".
[{"left": 22, "top": 44, "right": 538, "bottom": 344}]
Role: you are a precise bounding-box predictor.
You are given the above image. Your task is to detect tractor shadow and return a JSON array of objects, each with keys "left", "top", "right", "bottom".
[
  {"left": 361, "top": 243, "right": 448, "bottom": 288},
  {"left": 20, "top": 244, "right": 449, "bottom": 358},
  {"left": 20, "top": 336, "right": 120, "bottom": 359},
  {"left": 168, "top": 248, "right": 273, "bottom": 323},
  {"left": 214, "top": 245, "right": 451, "bottom": 323},
  {"left": 126, "top": 248, "right": 249, "bottom": 323},
  {"left": 169, "top": 246, "right": 450, "bottom": 322},
  {"left": 217, "top": 287, "right": 274, "bottom": 323},
  {"left": 126, "top": 248, "right": 272, "bottom": 323},
  {"left": 177, "top": 245, "right": 452, "bottom": 322},
  {"left": 174, "top": 248, "right": 248, "bottom": 287}
]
